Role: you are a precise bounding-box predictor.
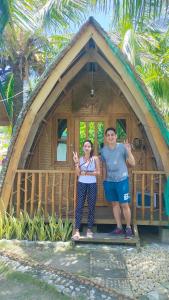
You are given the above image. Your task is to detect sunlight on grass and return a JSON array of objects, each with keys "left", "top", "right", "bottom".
[{"left": 0, "top": 261, "right": 71, "bottom": 300}]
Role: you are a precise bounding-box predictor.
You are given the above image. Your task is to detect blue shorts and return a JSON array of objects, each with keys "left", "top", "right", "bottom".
[{"left": 103, "top": 178, "right": 130, "bottom": 203}]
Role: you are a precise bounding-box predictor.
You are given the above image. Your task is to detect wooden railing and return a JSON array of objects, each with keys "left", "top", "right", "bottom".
[
  {"left": 9, "top": 169, "right": 168, "bottom": 226},
  {"left": 10, "top": 170, "right": 77, "bottom": 218},
  {"left": 132, "top": 171, "right": 168, "bottom": 225}
]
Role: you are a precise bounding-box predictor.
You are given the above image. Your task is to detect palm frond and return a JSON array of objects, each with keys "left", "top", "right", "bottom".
[
  {"left": 37, "top": 0, "right": 87, "bottom": 31},
  {"left": 0, "top": 0, "right": 10, "bottom": 34},
  {"left": 90, "top": 0, "right": 168, "bottom": 28}
]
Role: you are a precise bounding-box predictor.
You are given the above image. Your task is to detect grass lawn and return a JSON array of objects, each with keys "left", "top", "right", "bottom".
[{"left": 0, "top": 262, "right": 71, "bottom": 300}]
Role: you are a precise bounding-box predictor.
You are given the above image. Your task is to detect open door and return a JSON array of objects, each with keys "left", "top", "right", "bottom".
[{"left": 74, "top": 117, "right": 108, "bottom": 206}]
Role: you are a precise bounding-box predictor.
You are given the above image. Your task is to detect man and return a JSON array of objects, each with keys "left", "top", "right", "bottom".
[{"left": 100, "top": 127, "right": 135, "bottom": 238}]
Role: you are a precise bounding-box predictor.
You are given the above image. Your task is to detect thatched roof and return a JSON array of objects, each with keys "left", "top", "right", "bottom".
[
  {"left": 0, "top": 16, "right": 169, "bottom": 196},
  {"left": 3, "top": 17, "right": 169, "bottom": 145}
]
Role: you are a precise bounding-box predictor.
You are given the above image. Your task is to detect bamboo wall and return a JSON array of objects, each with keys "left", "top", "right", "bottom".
[{"left": 28, "top": 67, "right": 156, "bottom": 173}]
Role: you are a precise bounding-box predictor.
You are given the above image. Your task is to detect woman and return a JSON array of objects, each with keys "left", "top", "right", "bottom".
[{"left": 72, "top": 140, "right": 100, "bottom": 240}]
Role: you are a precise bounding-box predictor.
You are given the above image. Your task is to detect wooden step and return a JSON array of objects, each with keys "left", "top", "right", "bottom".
[{"left": 73, "top": 232, "right": 137, "bottom": 244}]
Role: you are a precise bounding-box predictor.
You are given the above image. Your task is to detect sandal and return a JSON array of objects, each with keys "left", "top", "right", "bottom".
[
  {"left": 72, "top": 230, "right": 80, "bottom": 241},
  {"left": 86, "top": 230, "right": 93, "bottom": 238}
]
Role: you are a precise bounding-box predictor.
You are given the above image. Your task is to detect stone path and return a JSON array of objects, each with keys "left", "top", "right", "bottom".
[
  {"left": 90, "top": 250, "right": 132, "bottom": 297},
  {"left": 0, "top": 248, "right": 133, "bottom": 300},
  {"left": 0, "top": 240, "right": 169, "bottom": 299}
]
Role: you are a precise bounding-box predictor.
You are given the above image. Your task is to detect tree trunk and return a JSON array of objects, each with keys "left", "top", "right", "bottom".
[{"left": 12, "top": 59, "right": 23, "bottom": 127}]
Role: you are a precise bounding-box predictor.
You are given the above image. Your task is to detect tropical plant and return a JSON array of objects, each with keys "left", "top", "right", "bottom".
[
  {"left": 0, "top": 209, "right": 73, "bottom": 242},
  {"left": 3, "top": 212, "right": 14, "bottom": 239},
  {"left": 46, "top": 215, "right": 59, "bottom": 241},
  {"left": 0, "top": 0, "right": 81, "bottom": 125},
  {"left": 34, "top": 1, "right": 169, "bottom": 30},
  {"left": 57, "top": 218, "right": 73, "bottom": 241},
  {"left": 111, "top": 16, "right": 169, "bottom": 125}
]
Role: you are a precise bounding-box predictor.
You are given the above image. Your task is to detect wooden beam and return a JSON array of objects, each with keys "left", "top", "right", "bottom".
[
  {"left": 94, "top": 51, "right": 164, "bottom": 171},
  {"left": 19, "top": 53, "right": 90, "bottom": 169},
  {"left": 91, "top": 29, "right": 169, "bottom": 173}
]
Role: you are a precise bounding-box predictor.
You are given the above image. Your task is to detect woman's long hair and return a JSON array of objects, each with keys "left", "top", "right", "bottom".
[{"left": 83, "top": 140, "right": 94, "bottom": 158}]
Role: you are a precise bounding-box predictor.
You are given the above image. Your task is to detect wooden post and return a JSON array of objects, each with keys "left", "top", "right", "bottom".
[
  {"left": 159, "top": 174, "right": 162, "bottom": 223},
  {"left": 73, "top": 174, "right": 77, "bottom": 225},
  {"left": 141, "top": 174, "right": 145, "bottom": 220},
  {"left": 30, "top": 173, "right": 35, "bottom": 216},
  {"left": 38, "top": 173, "right": 42, "bottom": 211},
  {"left": 94, "top": 122, "right": 97, "bottom": 154},
  {"left": 133, "top": 173, "right": 137, "bottom": 224},
  {"left": 59, "top": 173, "right": 63, "bottom": 218},
  {"left": 150, "top": 174, "right": 154, "bottom": 223},
  {"left": 65, "top": 173, "right": 70, "bottom": 219},
  {"left": 16, "top": 172, "right": 21, "bottom": 217},
  {"left": 51, "top": 173, "right": 55, "bottom": 215},
  {"left": 24, "top": 172, "right": 28, "bottom": 213},
  {"left": 86, "top": 122, "right": 89, "bottom": 139},
  {"left": 45, "top": 173, "right": 49, "bottom": 217}
]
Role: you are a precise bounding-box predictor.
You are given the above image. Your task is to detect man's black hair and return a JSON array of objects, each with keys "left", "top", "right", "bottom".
[{"left": 105, "top": 127, "right": 116, "bottom": 135}]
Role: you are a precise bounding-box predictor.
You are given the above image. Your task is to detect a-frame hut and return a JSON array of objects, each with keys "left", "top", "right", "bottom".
[{"left": 0, "top": 17, "right": 169, "bottom": 227}]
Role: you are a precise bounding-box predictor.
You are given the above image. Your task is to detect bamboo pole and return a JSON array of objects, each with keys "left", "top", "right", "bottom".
[
  {"left": 38, "top": 173, "right": 42, "bottom": 211},
  {"left": 73, "top": 174, "right": 77, "bottom": 224},
  {"left": 17, "top": 170, "right": 75, "bottom": 173},
  {"left": 94, "top": 122, "right": 97, "bottom": 154},
  {"left": 86, "top": 122, "right": 89, "bottom": 140},
  {"left": 133, "top": 173, "right": 137, "bottom": 224},
  {"left": 133, "top": 171, "right": 165, "bottom": 175},
  {"left": 30, "top": 173, "right": 35, "bottom": 216},
  {"left": 159, "top": 174, "right": 162, "bottom": 223},
  {"left": 51, "top": 173, "right": 55, "bottom": 215},
  {"left": 59, "top": 174, "right": 63, "bottom": 218},
  {"left": 141, "top": 174, "right": 145, "bottom": 220},
  {"left": 24, "top": 172, "right": 28, "bottom": 213},
  {"left": 65, "top": 173, "right": 70, "bottom": 219},
  {"left": 16, "top": 172, "right": 21, "bottom": 217},
  {"left": 150, "top": 174, "right": 154, "bottom": 223},
  {"left": 45, "top": 173, "right": 49, "bottom": 217}
]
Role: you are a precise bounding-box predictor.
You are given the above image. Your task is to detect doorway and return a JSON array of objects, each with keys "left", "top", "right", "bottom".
[{"left": 74, "top": 117, "right": 108, "bottom": 206}]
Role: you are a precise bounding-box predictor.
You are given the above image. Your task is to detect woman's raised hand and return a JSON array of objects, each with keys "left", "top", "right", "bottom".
[{"left": 73, "top": 151, "right": 79, "bottom": 164}]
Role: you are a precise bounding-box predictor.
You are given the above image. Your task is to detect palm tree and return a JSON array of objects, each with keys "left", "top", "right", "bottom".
[
  {"left": 0, "top": 0, "right": 79, "bottom": 125},
  {"left": 1, "top": 0, "right": 168, "bottom": 35},
  {"left": 136, "top": 27, "right": 169, "bottom": 123},
  {"left": 1, "top": 0, "right": 168, "bottom": 125},
  {"left": 111, "top": 17, "right": 169, "bottom": 125}
]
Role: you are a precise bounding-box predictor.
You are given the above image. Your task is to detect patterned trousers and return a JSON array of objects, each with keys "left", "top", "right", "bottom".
[{"left": 75, "top": 182, "right": 97, "bottom": 229}]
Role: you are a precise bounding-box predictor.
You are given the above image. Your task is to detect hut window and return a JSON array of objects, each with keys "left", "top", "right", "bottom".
[
  {"left": 116, "top": 119, "right": 127, "bottom": 141},
  {"left": 56, "top": 119, "right": 67, "bottom": 161}
]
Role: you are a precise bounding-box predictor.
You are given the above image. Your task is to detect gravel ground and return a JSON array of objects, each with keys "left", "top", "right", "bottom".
[{"left": 121, "top": 244, "right": 169, "bottom": 298}]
